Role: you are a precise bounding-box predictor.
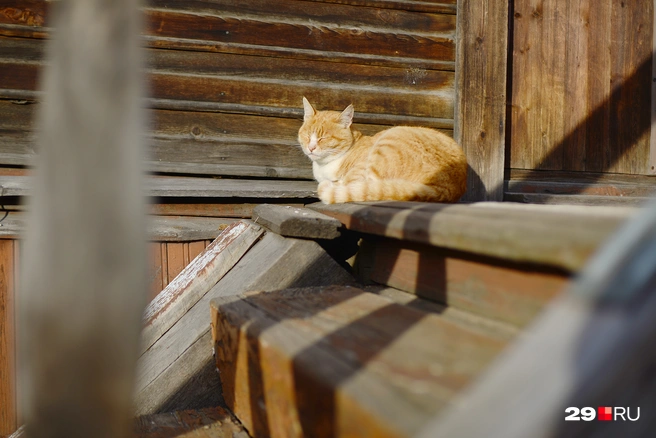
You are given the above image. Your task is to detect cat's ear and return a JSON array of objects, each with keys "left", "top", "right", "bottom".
[
  {"left": 302, "top": 97, "right": 316, "bottom": 121},
  {"left": 339, "top": 104, "right": 354, "bottom": 128}
]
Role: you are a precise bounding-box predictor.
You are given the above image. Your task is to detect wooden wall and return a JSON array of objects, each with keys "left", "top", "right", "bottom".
[
  {"left": 0, "top": 239, "right": 18, "bottom": 437},
  {"left": 508, "top": 0, "right": 655, "bottom": 176},
  {"left": 148, "top": 241, "right": 212, "bottom": 300},
  {"left": 0, "top": 0, "right": 458, "bottom": 181}
]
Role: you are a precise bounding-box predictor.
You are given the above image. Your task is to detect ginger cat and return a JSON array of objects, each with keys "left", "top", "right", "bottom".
[{"left": 298, "top": 98, "right": 468, "bottom": 204}]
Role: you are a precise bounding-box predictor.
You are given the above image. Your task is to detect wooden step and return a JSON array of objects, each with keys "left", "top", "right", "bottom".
[
  {"left": 210, "top": 285, "right": 512, "bottom": 438},
  {"left": 308, "top": 201, "right": 636, "bottom": 327}
]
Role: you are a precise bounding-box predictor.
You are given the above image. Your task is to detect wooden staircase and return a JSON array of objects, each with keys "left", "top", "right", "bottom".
[{"left": 196, "top": 201, "right": 635, "bottom": 437}]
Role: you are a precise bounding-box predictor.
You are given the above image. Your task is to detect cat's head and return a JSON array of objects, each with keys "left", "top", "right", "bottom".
[{"left": 298, "top": 97, "right": 354, "bottom": 162}]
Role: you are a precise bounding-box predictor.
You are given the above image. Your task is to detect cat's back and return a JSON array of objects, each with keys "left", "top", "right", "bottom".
[{"left": 371, "top": 125, "right": 464, "bottom": 161}]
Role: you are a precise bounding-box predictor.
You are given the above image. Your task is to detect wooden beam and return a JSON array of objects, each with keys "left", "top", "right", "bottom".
[
  {"left": 309, "top": 202, "right": 632, "bottom": 272},
  {"left": 455, "top": 0, "right": 509, "bottom": 201}
]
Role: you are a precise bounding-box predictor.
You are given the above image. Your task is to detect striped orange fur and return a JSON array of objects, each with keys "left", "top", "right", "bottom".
[{"left": 298, "top": 98, "right": 468, "bottom": 204}]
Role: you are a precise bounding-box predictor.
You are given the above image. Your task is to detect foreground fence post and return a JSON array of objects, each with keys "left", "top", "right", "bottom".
[{"left": 18, "top": 0, "right": 146, "bottom": 437}]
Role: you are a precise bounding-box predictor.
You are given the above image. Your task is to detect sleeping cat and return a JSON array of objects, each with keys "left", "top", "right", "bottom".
[{"left": 298, "top": 97, "right": 468, "bottom": 204}]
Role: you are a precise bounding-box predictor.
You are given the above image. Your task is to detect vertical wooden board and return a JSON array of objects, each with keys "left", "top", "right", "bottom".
[
  {"left": 561, "top": 0, "right": 590, "bottom": 171},
  {"left": 166, "top": 243, "right": 186, "bottom": 284},
  {"left": 456, "top": 0, "right": 509, "bottom": 201},
  {"left": 188, "top": 241, "right": 206, "bottom": 262},
  {"left": 159, "top": 243, "right": 169, "bottom": 290},
  {"left": 509, "top": 0, "right": 537, "bottom": 170},
  {"left": 608, "top": 0, "right": 653, "bottom": 175},
  {"left": 0, "top": 239, "right": 16, "bottom": 436},
  {"left": 584, "top": 0, "right": 612, "bottom": 173},
  {"left": 537, "top": 0, "right": 567, "bottom": 171},
  {"left": 148, "top": 243, "right": 164, "bottom": 301}
]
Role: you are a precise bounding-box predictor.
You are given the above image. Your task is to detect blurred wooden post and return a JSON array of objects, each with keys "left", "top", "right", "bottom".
[{"left": 18, "top": 0, "right": 146, "bottom": 437}]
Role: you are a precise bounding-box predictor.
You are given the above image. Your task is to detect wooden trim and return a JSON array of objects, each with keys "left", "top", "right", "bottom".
[
  {"left": 455, "top": 0, "right": 509, "bottom": 201},
  {"left": 650, "top": 0, "right": 656, "bottom": 175}
]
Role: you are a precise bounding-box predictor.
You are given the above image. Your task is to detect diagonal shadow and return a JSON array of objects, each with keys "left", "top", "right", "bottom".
[{"left": 495, "top": 49, "right": 654, "bottom": 199}]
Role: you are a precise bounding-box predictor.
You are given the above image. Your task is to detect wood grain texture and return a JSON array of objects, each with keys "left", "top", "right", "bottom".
[
  {"left": 211, "top": 286, "right": 508, "bottom": 437},
  {"left": 0, "top": 240, "right": 16, "bottom": 437},
  {"left": 509, "top": 0, "right": 653, "bottom": 175},
  {"left": 147, "top": 216, "right": 233, "bottom": 242},
  {"left": 363, "top": 238, "right": 568, "bottom": 327},
  {"left": 141, "top": 221, "right": 265, "bottom": 355},
  {"left": 252, "top": 204, "right": 342, "bottom": 239},
  {"left": 310, "top": 201, "right": 632, "bottom": 272},
  {"left": 455, "top": 0, "right": 508, "bottom": 201},
  {"left": 135, "top": 231, "right": 353, "bottom": 416}
]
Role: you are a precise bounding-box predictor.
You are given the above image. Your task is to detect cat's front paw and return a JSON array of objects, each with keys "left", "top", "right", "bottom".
[{"left": 318, "top": 180, "right": 337, "bottom": 204}]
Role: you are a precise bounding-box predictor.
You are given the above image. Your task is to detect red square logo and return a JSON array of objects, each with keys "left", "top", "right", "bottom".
[{"left": 598, "top": 406, "right": 613, "bottom": 421}]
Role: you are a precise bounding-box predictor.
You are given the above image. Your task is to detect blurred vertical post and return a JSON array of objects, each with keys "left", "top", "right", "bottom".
[{"left": 19, "top": 0, "right": 146, "bottom": 437}]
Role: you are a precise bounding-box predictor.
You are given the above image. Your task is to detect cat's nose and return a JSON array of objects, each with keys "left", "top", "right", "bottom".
[{"left": 308, "top": 143, "right": 317, "bottom": 152}]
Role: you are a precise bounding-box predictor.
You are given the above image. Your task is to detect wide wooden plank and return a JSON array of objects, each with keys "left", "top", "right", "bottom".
[
  {"left": 0, "top": 175, "right": 319, "bottom": 199},
  {"left": 211, "top": 286, "right": 508, "bottom": 437},
  {"left": 135, "top": 231, "right": 353, "bottom": 415},
  {"left": 145, "top": 177, "right": 318, "bottom": 199},
  {"left": 134, "top": 406, "right": 249, "bottom": 438},
  {"left": 147, "top": 216, "right": 234, "bottom": 242},
  {"left": 505, "top": 179, "right": 656, "bottom": 198},
  {"left": 455, "top": 0, "right": 508, "bottom": 201},
  {"left": 141, "top": 221, "right": 265, "bottom": 355},
  {"left": 309, "top": 202, "right": 631, "bottom": 272},
  {"left": 505, "top": 193, "right": 652, "bottom": 207},
  {"left": 252, "top": 204, "right": 342, "bottom": 239},
  {"left": 361, "top": 238, "right": 568, "bottom": 327}
]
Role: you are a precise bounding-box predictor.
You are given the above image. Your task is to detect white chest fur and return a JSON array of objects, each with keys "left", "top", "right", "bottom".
[{"left": 312, "top": 154, "right": 346, "bottom": 182}]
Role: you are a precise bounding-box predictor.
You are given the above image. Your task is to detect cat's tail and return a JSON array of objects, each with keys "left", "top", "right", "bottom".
[{"left": 318, "top": 178, "right": 464, "bottom": 204}]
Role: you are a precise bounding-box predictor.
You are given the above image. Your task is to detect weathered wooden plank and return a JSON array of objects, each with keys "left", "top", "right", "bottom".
[
  {"left": 309, "top": 202, "right": 631, "bottom": 272},
  {"left": 135, "top": 231, "right": 353, "bottom": 415},
  {"left": 252, "top": 204, "right": 342, "bottom": 239},
  {"left": 149, "top": 202, "right": 298, "bottom": 218},
  {"left": 504, "top": 192, "right": 651, "bottom": 207},
  {"left": 134, "top": 406, "right": 249, "bottom": 438},
  {"left": 146, "top": 177, "right": 318, "bottom": 199},
  {"left": 0, "top": 239, "right": 16, "bottom": 437},
  {"left": 363, "top": 238, "right": 568, "bottom": 327},
  {"left": 505, "top": 179, "right": 656, "bottom": 198},
  {"left": 147, "top": 216, "right": 233, "bottom": 242},
  {"left": 0, "top": 175, "right": 318, "bottom": 200},
  {"left": 211, "top": 286, "right": 507, "bottom": 437},
  {"left": 509, "top": 168, "right": 656, "bottom": 185},
  {"left": 141, "top": 221, "right": 265, "bottom": 355},
  {"left": 455, "top": 0, "right": 508, "bottom": 201}
]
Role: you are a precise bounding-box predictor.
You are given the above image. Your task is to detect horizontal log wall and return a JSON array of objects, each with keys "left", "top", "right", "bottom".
[
  {"left": 509, "top": 0, "right": 654, "bottom": 176},
  {"left": 0, "top": 0, "right": 457, "bottom": 180}
]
